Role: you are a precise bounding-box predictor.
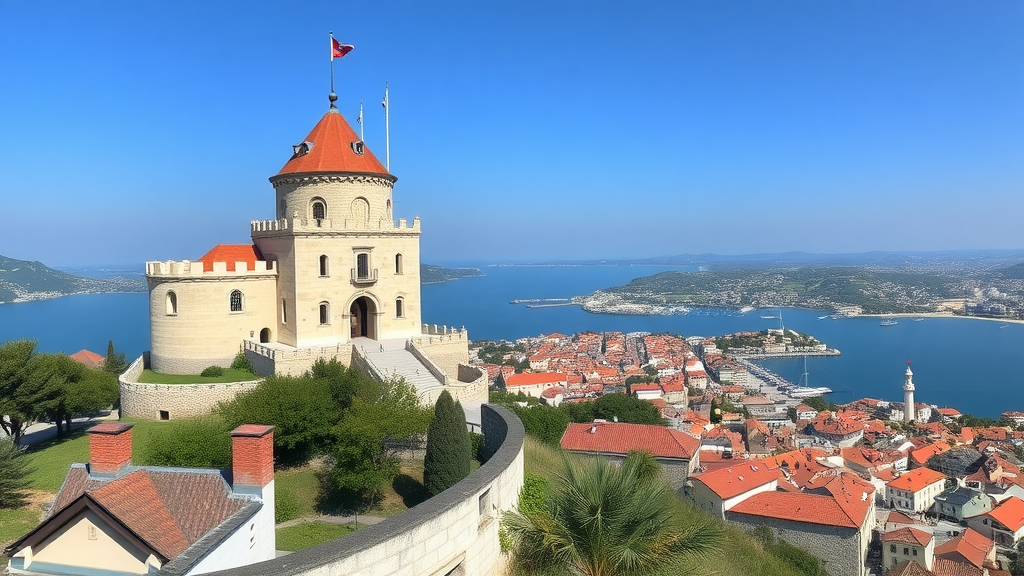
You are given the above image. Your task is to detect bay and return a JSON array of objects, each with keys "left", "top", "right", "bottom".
[{"left": 1, "top": 264, "right": 1021, "bottom": 418}]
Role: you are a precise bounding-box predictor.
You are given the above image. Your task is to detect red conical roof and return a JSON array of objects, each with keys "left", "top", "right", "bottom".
[{"left": 275, "top": 109, "right": 392, "bottom": 179}]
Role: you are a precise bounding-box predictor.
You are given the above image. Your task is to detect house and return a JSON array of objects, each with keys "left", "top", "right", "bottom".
[
  {"left": 5, "top": 422, "right": 275, "bottom": 575},
  {"left": 795, "top": 403, "right": 818, "bottom": 421},
  {"left": 69, "top": 349, "right": 106, "bottom": 369},
  {"left": 883, "top": 510, "right": 927, "bottom": 533},
  {"left": 539, "top": 386, "right": 567, "bottom": 408},
  {"left": 909, "top": 443, "right": 950, "bottom": 469},
  {"left": 629, "top": 383, "right": 663, "bottom": 401},
  {"left": 882, "top": 527, "right": 934, "bottom": 572},
  {"left": 933, "top": 487, "right": 993, "bottom": 523},
  {"left": 967, "top": 495, "right": 1024, "bottom": 549},
  {"left": 685, "top": 463, "right": 778, "bottom": 519},
  {"left": 886, "top": 467, "right": 948, "bottom": 514},
  {"left": 504, "top": 371, "right": 567, "bottom": 399},
  {"left": 806, "top": 411, "right": 864, "bottom": 448},
  {"left": 726, "top": 473, "right": 876, "bottom": 576},
  {"left": 560, "top": 421, "right": 701, "bottom": 488},
  {"left": 933, "top": 528, "right": 996, "bottom": 573}
]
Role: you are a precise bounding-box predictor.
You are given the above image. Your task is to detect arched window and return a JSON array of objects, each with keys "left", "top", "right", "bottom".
[
  {"left": 395, "top": 253, "right": 403, "bottom": 274},
  {"left": 395, "top": 297, "right": 404, "bottom": 318},
  {"left": 166, "top": 291, "right": 177, "bottom": 315},
  {"left": 312, "top": 200, "right": 326, "bottom": 220},
  {"left": 319, "top": 302, "right": 330, "bottom": 325},
  {"left": 230, "top": 290, "right": 244, "bottom": 312},
  {"left": 281, "top": 299, "right": 288, "bottom": 324},
  {"left": 319, "top": 254, "right": 329, "bottom": 277}
]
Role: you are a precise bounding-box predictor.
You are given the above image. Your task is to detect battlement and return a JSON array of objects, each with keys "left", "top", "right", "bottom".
[
  {"left": 146, "top": 259, "right": 277, "bottom": 277},
  {"left": 251, "top": 216, "right": 420, "bottom": 235}
]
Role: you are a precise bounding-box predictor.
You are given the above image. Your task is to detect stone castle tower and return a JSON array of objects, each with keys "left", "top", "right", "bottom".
[
  {"left": 143, "top": 95, "right": 487, "bottom": 407},
  {"left": 903, "top": 362, "right": 915, "bottom": 423}
]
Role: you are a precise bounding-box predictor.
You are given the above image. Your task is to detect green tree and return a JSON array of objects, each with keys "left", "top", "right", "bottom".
[
  {"left": 504, "top": 451, "right": 718, "bottom": 576},
  {"left": 329, "top": 376, "right": 432, "bottom": 505},
  {"left": 751, "top": 526, "right": 827, "bottom": 576},
  {"left": 219, "top": 374, "right": 340, "bottom": 464},
  {"left": 24, "top": 353, "right": 91, "bottom": 436},
  {"left": 510, "top": 404, "right": 572, "bottom": 445},
  {"left": 103, "top": 340, "right": 129, "bottom": 375},
  {"left": 0, "top": 339, "right": 37, "bottom": 443},
  {"left": 423, "top": 390, "right": 471, "bottom": 496},
  {"left": 1009, "top": 538, "right": 1024, "bottom": 576},
  {"left": 589, "top": 393, "right": 663, "bottom": 425},
  {"left": 0, "top": 436, "right": 33, "bottom": 508}
]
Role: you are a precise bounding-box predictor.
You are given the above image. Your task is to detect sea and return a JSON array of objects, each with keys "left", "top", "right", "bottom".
[{"left": 1, "top": 264, "right": 1021, "bottom": 418}]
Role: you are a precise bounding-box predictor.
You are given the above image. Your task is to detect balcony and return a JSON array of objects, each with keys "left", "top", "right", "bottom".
[{"left": 351, "top": 268, "right": 378, "bottom": 285}]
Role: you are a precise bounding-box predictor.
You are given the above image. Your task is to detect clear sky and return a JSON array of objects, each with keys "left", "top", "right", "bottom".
[{"left": 1, "top": 1, "right": 1022, "bottom": 267}]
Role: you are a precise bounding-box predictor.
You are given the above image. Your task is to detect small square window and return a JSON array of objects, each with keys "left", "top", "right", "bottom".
[{"left": 159, "top": 410, "right": 169, "bottom": 420}]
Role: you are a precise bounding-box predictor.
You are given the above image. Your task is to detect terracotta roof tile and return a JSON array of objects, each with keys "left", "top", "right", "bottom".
[
  {"left": 506, "top": 372, "right": 567, "bottom": 387},
  {"left": 882, "top": 527, "right": 933, "bottom": 546},
  {"left": 887, "top": 560, "right": 936, "bottom": 576},
  {"left": 985, "top": 496, "right": 1024, "bottom": 532},
  {"left": 933, "top": 528, "right": 992, "bottom": 569},
  {"left": 90, "top": 471, "right": 189, "bottom": 559},
  {"left": 690, "top": 463, "right": 777, "bottom": 499},
  {"left": 560, "top": 422, "right": 699, "bottom": 460},
  {"left": 197, "top": 244, "right": 264, "bottom": 272},
  {"left": 930, "top": 557, "right": 982, "bottom": 576},
  {"left": 276, "top": 109, "right": 391, "bottom": 177},
  {"left": 887, "top": 467, "right": 947, "bottom": 493},
  {"left": 69, "top": 349, "right": 105, "bottom": 368},
  {"left": 728, "top": 490, "right": 862, "bottom": 528}
]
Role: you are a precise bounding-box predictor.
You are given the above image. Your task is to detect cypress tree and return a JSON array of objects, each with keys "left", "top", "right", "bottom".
[{"left": 423, "top": 390, "right": 471, "bottom": 496}]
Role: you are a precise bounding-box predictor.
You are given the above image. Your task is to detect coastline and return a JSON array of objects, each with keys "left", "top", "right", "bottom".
[{"left": 856, "top": 312, "right": 1024, "bottom": 325}]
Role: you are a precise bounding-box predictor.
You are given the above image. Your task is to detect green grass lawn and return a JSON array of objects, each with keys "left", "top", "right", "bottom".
[
  {"left": 23, "top": 431, "right": 90, "bottom": 492},
  {"left": 275, "top": 521, "right": 360, "bottom": 551},
  {"left": 0, "top": 507, "right": 43, "bottom": 567},
  {"left": 138, "top": 368, "right": 259, "bottom": 384}
]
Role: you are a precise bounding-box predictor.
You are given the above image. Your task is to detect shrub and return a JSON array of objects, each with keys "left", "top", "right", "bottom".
[
  {"left": 200, "top": 366, "right": 224, "bottom": 377},
  {"left": 139, "top": 418, "right": 232, "bottom": 468},
  {"left": 0, "top": 437, "right": 32, "bottom": 508},
  {"left": 423, "top": 391, "right": 471, "bottom": 496},
  {"left": 470, "top": 432, "right": 484, "bottom": 462},
  {"left": 230, "top": 351, "right": 254, "bottom": 373}
]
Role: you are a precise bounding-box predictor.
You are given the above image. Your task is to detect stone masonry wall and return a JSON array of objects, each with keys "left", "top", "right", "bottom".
[
  {"left": 120, "top": 374, "right": 263, "bottom": 420},
  {"left": 410, "top": 329, "right": 469, "bottom": 380},
  {"left": 724, "top": 513, "right": 864, "bottom": 576},
  {"left": 203, "top": 404, "right": 525, "bottom": 576}
]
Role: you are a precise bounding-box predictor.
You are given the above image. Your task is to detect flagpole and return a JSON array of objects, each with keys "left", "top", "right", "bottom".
[
  {"left": 329, "top": 32, "right": 337, "bottom": 108},
  {"left": 383, "top": 82, "right": 390, "bottom": 171},
  {"left": 359, "top": 98, "right": 364, "bottom": 141}
]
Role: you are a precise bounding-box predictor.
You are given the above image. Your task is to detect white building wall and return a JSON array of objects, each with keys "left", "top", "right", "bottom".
[{"left": 188, "top": 482, "right": 275, "bottom": 575}]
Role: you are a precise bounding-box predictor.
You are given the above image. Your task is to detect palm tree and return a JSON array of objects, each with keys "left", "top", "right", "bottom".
[{"left": 504, "top": 450, "right": 719, "bottom": 576}]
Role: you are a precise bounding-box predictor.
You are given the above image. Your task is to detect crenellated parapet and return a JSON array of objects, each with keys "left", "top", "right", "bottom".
[
  {"left": 269, "top": 173, "right": 396, "bottom": 189},
  {"left": 146, "top": 260, "right": 277, "bottom": 277},
  {"left": 250, "top": 216, "right": 420, "bottom": 236}
]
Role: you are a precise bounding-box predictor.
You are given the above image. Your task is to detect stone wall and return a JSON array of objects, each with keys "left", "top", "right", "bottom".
[
  {"left": 724, "top": 514, "right": 865, "bottom": 576},
  {"left": 410, "top": 327, "right": 470, "bottom": 378},
  {"left": 243, "top": 341, "right": 354, "bottom": 377},
  {"left": 120, "top": 354, "right": 263, "bottom": 420},
  {"left": 200, "top": 404, "right": 525, "bottom": 576}
]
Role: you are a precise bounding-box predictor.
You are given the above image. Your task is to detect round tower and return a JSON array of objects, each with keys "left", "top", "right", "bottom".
[{"left": 903, "top": 361, "right": 915, "bottom": 423}]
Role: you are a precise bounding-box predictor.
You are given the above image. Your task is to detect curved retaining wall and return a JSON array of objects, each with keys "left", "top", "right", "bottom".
[
  {"left": 198, "top": 404, "right": 525, "bottom": 576},
  {"left": 119, "top": 355, "right": 263, "bottom": 420}
]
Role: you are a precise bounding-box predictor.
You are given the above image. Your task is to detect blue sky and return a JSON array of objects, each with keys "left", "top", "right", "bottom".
[{"left": 1, "top": 1, "right": 1022, "bottom": 267}]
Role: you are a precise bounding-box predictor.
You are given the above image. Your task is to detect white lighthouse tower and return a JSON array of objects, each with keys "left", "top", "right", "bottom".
[{"left": 903, "top": 361, "right": 916, "bottom": 424}]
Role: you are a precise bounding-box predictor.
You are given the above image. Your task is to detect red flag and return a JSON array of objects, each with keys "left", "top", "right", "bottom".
[{"left": 332, "top": 38, "right": 353, "bottom": 60}]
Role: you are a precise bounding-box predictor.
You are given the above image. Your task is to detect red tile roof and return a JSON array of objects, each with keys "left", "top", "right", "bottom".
[
  {"left": 930, "top": 557, "right": 983, "bottom": 576},
  {"left": 69, "top": 349, "right": 105, "bottom": 368},
  {"left": 882, "top": 526, "right": 933, "bottom": 546},
  {"left": 934, "top": 528, "right": 992, "bottom": 569},
  {"left": 887, "top": 560, "right": 935, "bottom": 576},
  {"left": 197, "top": 244, "right": 264, "bottom": 272},
  {"left": 985, "top": 496, "right": 1024, "bottom": 532},
  {"left": 560, "top": 422, "right": 699, "bottom": 460},
  {"left": 729, "top": 490, "right": 864, "bottom": 528},
  {"left": 690, "top": 463, "right": 777, "bottom": 499},
  {"left": 506, "top": 372, "right": 567, "bottom": 387},
  {"left": 887, "top": 467, "right": 947, "bottom": 493},
  {"left": 911, "top": 442, "right": 951, "bottom": 466},
  {"left": 276, "top": 109, "right": 391, "bottom": 177}
]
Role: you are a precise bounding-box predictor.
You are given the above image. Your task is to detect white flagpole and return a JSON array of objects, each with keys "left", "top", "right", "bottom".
[
  {"left": 382, "top": 82, "right": 390, "bottom": 171},
  {"left": 358, "top": 98, "right": 364, "bottom": 141}
]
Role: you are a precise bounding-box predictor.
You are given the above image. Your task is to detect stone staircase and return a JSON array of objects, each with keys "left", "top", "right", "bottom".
[{"left": 352, "top": 338, "right": 445, "bottom": 403}]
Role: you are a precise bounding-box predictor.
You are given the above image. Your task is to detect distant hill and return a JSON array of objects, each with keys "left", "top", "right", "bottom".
[
  {"left": 421, "top": 264, "right": 485, "bottom": 285},
  {"left": 0, "top": 255, "right": 144, "bottom": 303},
  {"left": 997, "top": 262, "right": 1024, "bottom": 279}
]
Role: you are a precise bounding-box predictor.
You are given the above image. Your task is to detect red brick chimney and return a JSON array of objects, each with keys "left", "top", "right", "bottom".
[
  {"left": 87, "top": 422, "right": 134, "bottom": 475},
  {"left": 231, "top": 424, "right": 275, "bottom": 489}
]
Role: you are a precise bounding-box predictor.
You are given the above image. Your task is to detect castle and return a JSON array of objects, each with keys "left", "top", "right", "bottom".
[{"left": 143, "top": 94, "right": 487, "bottom": 407}]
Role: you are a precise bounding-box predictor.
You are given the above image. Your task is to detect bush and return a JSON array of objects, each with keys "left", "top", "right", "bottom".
[
  {"left": 470, "top": 432, "right": 484, "bottom": 462},
  {"left": 0, "top": 438, "right": 32, "bottom": 508},
  {"left": 200, "top": 366, "right": 225, "bottom": 377},
  {"left": 138, "top": 418, "right": 232, "bottom": 468},
  {"left": 275, "top": 485, "right": 302, "bottom": 523},
  {"left": 230, "top": 351, "right": 254, "bottom": 373},
  {"left": 751, "top": 526, "right": 827, "bottom": 576}
]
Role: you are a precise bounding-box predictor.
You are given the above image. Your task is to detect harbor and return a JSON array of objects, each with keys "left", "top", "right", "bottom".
[{"left": 733, "top": 356, "right": 834, "bottom": 402}]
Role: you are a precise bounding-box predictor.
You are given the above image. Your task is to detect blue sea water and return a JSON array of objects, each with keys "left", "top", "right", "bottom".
[{"left": 1, "top": 264, "right": 1021, "bottom": 418}]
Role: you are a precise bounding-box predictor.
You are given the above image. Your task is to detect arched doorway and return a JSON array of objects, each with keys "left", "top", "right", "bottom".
[
  {"left": 349, "top": 296, "right": 377, "bottom": 339},
  {"left": 260, "top": 328, "right": 271, "bottom": 343}
]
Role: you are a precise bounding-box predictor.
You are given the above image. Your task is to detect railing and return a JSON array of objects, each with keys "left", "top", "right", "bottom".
[
  {"left": 405, "top": 341, "right": 450, "bottom": 385},
  {"left": 350, "top": 268, "right": 378, "bottom": 284}
]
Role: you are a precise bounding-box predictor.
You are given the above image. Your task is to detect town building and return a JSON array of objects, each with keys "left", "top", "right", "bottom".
[
  {"left": 882, "top": 527, "right": 934, "bottom": 572},
  {"left": 504, "top": 372, "right": 568, "bottom": 399},
  {"left": 933, "top": 487, "right": 993, "bottom": 523},
  {"left": 886, "top": 467, "right": 948, "bottom": 514},
  {"left": 685, "top": 463, "right": 778, "bottom": 519},
  {"left": 559, "top": 421, "right": 701, "bottom": 487},
  {"left": 5, "top": 423, "right": 275, "bottom": 575},
  {"left": 967, "top": 495, "right": 1024, "bottom": 550}
]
